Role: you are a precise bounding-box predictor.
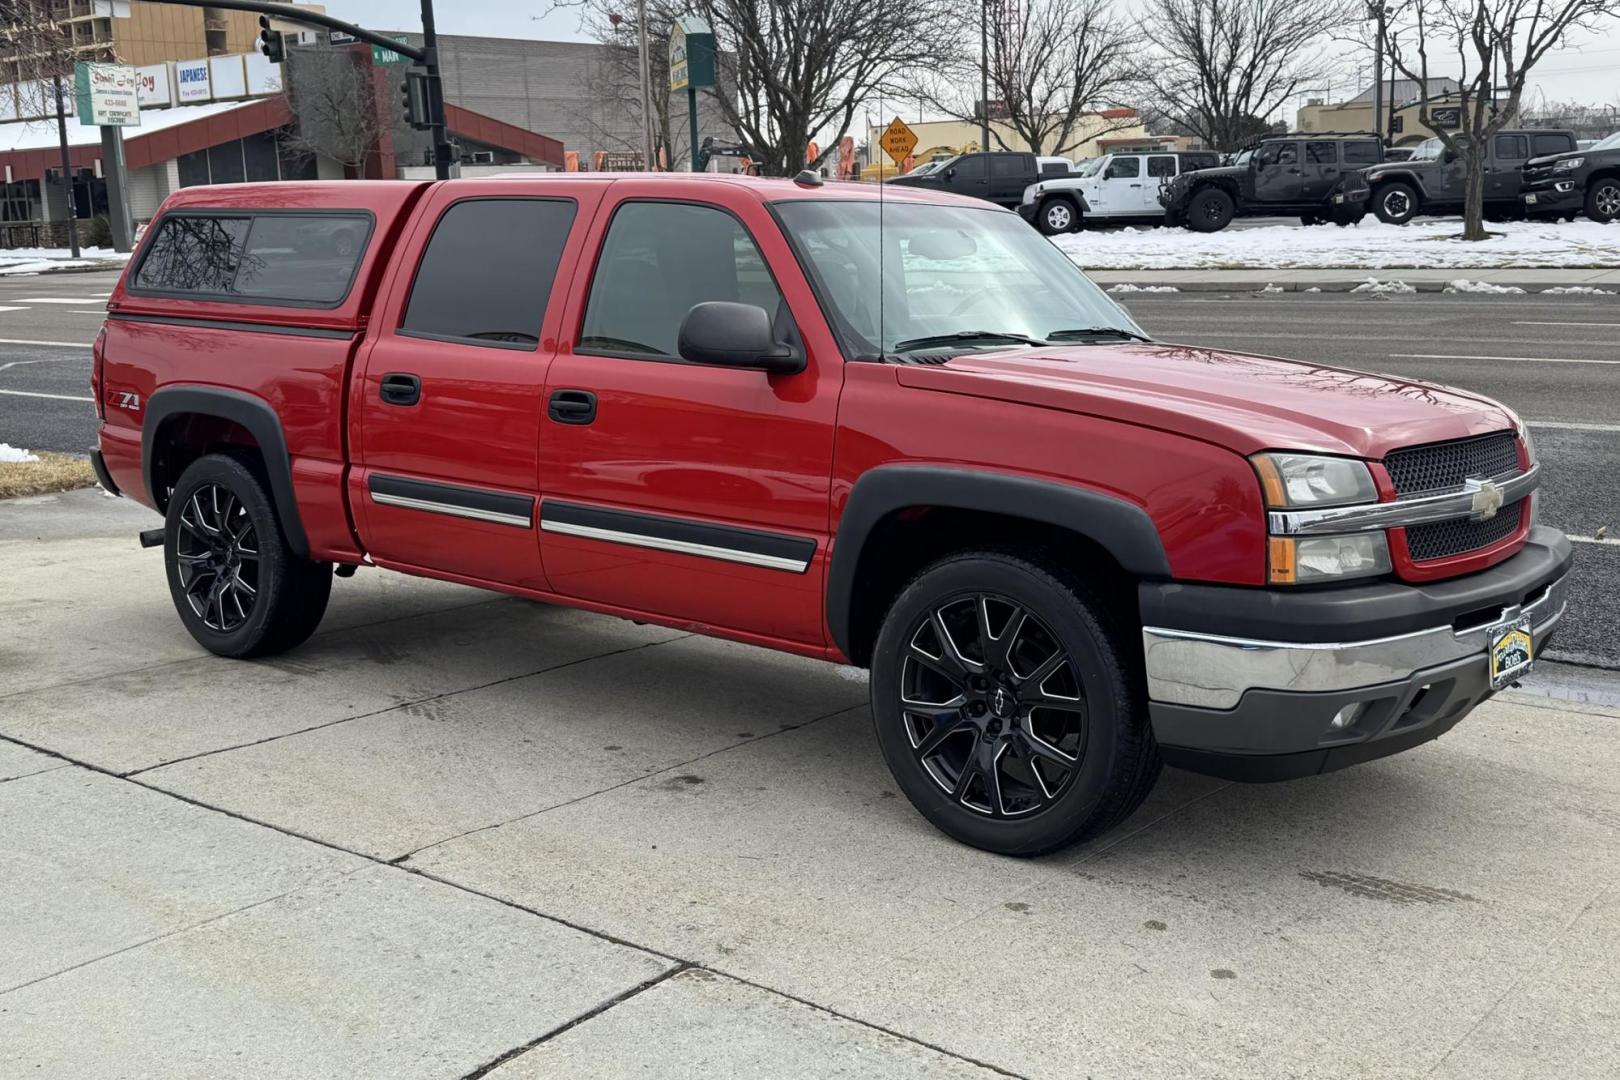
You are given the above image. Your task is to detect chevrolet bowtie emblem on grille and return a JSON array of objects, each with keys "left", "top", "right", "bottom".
[{"left": 1465, "top": 477, "right": 1505, "bottom": 520}]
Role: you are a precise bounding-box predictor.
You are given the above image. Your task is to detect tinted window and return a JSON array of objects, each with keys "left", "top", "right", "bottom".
[
  {"left": 1039, "top": 161, "right": 1069, "bottom": 177},
  {"left": 1183, "top": 154, "right": 1218, "bottom": 172},
  {"left": 952, "top": 156, "right": 987, "bottom": 179},
  {"left": 1342, "top": 140, "right": 1379, "bottom": 164},
  {"left": 1533, "top": 132, "right": 1572, "bottom": 156},
  {"left": 134, "top": 215, "right": 249, "bottom": 293},
  {"left": 233, "top": 216, "right": 373, "bottom": 303},
  {"left": 1494, "top": 135, "right": 1528, "bottom": 160},
  {"left": 580, "top": 202, "right": 784, "bottom": 360},
  {"left": 1104, "top": 157, "right": 1140, "bottom": 179},
  {"left": 1147, "top": 156, "right": 1176, "bottom": 178},
  {"left": 402, "top": 199, "right": 575, "bottom": 347},
  {"left": 991, "top": 155, "right": 1027, "bottom": 177},
  {"left": 1306, "top": 141, "right": 1339, "bottom": 164},
  {"left": 1257, "top": 142, "right": 1298, "bottom": 165}
]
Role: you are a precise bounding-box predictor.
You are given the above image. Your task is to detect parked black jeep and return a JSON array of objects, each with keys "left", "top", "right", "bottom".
[
  {"left": 1364, "top": 129, "right": 1578, "bottom": 225},
  {"left": 1521, "top": 129, "right": 1620, "bottom": 223},
  {"left": 1160, "top": 134, "right": 1380, "bottom": 232}
]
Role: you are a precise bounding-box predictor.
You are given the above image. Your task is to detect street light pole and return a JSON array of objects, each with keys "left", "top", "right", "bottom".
[
  {"left": 1370, "top": 2, "right": 1385, "bottom": 143},
  {"left": 979, "top": 0, "right": 990, "bottom": 152},
  {"left": 636, "top": 0, "right": 655, "bottom": 169}
]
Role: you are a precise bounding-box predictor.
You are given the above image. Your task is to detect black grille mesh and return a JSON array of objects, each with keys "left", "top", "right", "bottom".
[
  {"left": 1405, "top": 502, "right": 1525, "bottom": 561},
  {"left": 1384, "top": 432, "right": 1519, "bottom": 497}
]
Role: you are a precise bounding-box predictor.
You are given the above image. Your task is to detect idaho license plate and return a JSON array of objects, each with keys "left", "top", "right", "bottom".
[{"left": 1489, "top": 615, "right": 1535, "bottom": 690}]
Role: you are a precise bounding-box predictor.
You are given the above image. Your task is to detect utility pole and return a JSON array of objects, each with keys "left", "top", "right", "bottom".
[
  {"left": 418, "top": 0, "right": 451, "bottom": 179},
  {"left": 636, "top": 0, "right": 655, "bottom": 169},
  {"left": 1370, "top": 2, "right": 1385, "bottom": 143},
  {"left": 979, "top": 0, "right": 991, "bottom": 151},
  {"left": 51, "top": 73, "right": 80, "bottom": 258}
]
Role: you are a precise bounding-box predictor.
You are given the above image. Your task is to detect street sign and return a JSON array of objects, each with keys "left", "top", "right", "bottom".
[
  {"left": 372, "top": 37, "right": 411, "bottom": 65},
  {"left": 74, "top": 62, "right": 140, "bottom": 127},
  {"left": 880, "top": 117, "right": 919, "bottom": 165},
  {"left": 669, "top": 16, "right": 716, "bottom": 91}
]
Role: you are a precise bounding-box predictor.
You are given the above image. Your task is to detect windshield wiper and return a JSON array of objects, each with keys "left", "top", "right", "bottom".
[
  {"left": 1045, "top": 326, "right": 1151, "bottom": 343},
  {"left": 890, "top": 330, "right": 1051, "bottom": 353}
]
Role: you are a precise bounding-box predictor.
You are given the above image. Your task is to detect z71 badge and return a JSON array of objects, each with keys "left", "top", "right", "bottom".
[{"left": 107, "top": 389, "right": 141, "bottom": 412}]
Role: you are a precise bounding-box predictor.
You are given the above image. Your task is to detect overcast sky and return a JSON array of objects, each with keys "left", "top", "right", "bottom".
[{"left": 323, "top": 1, "right": 1620, "bottom": 116}]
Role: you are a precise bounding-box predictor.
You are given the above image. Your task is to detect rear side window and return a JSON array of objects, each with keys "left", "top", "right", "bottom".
[
  {"left": 1494, "top": 135, "right": 1528, "bottom": 160},
  {"left": 401, "top": 198, "right": 576, "bottom": 348},
  {"left": 1306, "top": 141, "right": 1339, "bottom": 164},
  {"left": 1342, "top": 140, "right": 1379, "bottom": 164},
  {"left": 132, "top": 212, "right": 371, "bottom": 304},
  {"left": 1147, "top": 156, "right": 1176, "bottom": 178},
  {"left": 992, "top": 155, "right": 1027, "bottom": 177},
  {"left": 1532, "top": 133, "right": 1572, "bottom": 156},
  {"left": 1039, "top": 161, "right": 1069, "bottom": 177}
]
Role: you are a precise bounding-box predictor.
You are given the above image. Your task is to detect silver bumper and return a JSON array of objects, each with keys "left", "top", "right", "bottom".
[{"left": 1142, "top": 571, "right": 1569, "bottom": 709}]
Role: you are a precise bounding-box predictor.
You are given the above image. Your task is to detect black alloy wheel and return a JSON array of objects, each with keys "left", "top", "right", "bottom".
[
  {"left": 899, "top": 593, "right": 1086, "bottom": 817},
  {"left": 1587, "top": 178, "right": 1620, "bottom": 223},
  {"left": 174, "top": 482, "right": 261, "bottom": 633}
]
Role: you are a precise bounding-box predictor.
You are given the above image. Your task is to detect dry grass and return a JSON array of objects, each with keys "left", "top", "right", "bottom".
[{"left": 0, "top": 452, "right": 97, "bottom": 499}]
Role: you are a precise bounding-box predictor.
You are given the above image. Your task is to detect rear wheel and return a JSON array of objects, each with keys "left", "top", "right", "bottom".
[
  {"left": 870, "top": 550, "right": 1161, "bottom": 856},
  {"left": 1037, "top": 197, "right": 1078, "bottom": 235},
  {"left": 1373, "top": 182, "right": 1419, "bottom": 225},
  {"left": 1299, "top": 213, "right": 1322, "bottom": 226},
  {"left": 1184, "top": 188, "right": 1235, "bottom": 232},
  {"left": 1331, "top": 205, "right": 1366, "bottom": 226},
  {"left": 1587, "top": 178, "right": 1620, "bottom": 223},
  {"left": 164, "top": 454, "right": 332, "bottom": 658}
]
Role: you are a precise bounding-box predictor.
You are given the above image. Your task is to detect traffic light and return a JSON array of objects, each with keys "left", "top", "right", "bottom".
[
  {"left": 257, "top": 16, "right": 284, "bottom": 64},
  {"left": 401, "top": 71, "right": 432, "bottom": 130}
]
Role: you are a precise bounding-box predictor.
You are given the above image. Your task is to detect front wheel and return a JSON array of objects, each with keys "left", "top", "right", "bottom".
[
  {"left": 869, "top": 550, "right": 1161, "bottom": 856},
  {"left": 1587, "top": 178, "right": 1620, "bottom": 223},
  {"left": 164, "top": 454, "right": 332, "bottom": 658},
  {"left": 1184, "top": 188, "right": 1235, "bottom": 232},
  {"left": 1300, "top": 213, "right": 1322, "bottom": 226},
  {"left": 1036, "top": 197, "right": 1078, "bottom": 235},
  {"left": 1373, "top": 182, "right": 1419, "bottom": 225}
]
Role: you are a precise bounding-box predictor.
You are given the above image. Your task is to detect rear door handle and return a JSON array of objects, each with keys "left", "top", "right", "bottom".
[
  {"left": 379, "top": 372, "right": 420, "bottom": 406},
  {"left": 548, "top": 389, "right": 597, "bottom": 425}
]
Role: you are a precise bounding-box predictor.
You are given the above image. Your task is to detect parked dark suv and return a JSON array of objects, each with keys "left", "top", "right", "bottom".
[
  {"left": 1160, "top": 134, "right": 1380, "bottom": 231},
  {"left": 1364, "top": 129, "right": 1578, "bottom": 224},
  {"left": 886, "top": 151, "right": 1042, "bottom": 208},
  {"left": 1521, "top": 129, "right": 1620, "bottom": 223}
]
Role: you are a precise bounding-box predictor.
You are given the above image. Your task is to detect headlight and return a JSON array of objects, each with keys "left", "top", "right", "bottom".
[
  {"left": 1269, "top": 534, "right": 1392, "bottom": 585},
  {"left": 1251, "top": 452, "right": 1378, "bottom": 509},
  {"left": 1554, "top": 157, "right": 1584, "bottom": 170}
]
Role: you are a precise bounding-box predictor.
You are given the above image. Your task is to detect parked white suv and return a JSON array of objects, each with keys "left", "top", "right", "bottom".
[{"left": 1019, "top": 150, "right": 1221, "bottom": 234}]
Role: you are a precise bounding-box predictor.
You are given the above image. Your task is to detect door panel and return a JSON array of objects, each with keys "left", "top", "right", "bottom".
[{"left": 539, "top": 187, "right": 843, "bottom": 646}]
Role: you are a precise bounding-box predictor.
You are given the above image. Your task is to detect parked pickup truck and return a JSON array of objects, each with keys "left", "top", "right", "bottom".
[
  {"left": 1520, "top": 129, "right": 1620, "bottom": 223},
  {"left": 1366, "top": 129, "right": 1578, "bottom": 224},
  {"left": 885, "top": 151, "right": 1054, "bottom": 208},
  {"left": 93, "top": 175, "right": 1570, "bottom": 856},
  {"left": 1159, "top": 134, "right": 1378, "bottom": 231}
]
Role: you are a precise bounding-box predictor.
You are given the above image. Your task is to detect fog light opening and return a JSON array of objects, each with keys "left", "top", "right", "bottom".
[{"left": 1330, "top": 702, "right": 1367, "bottom": 730}]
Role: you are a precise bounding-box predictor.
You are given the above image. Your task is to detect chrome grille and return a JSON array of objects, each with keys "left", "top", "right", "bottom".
[
  {"left": 1405, "top": 501, "right": 1525, "bottom": 561},
  {"left": 1384, "top": 432, "right": 1519, "bottom": 498}
]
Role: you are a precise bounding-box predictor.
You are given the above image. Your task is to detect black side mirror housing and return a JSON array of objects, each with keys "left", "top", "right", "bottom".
[{"left": 678, "top": 302, "right": 804, "bottom": 375}]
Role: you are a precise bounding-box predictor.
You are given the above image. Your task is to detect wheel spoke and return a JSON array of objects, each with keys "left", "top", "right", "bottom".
[
  {"left": 1014, "top": 647, "right": 1067, "bottom": 697},
  {"left": 174, "top": 551, "right": 212, "bottom": 565},
  {"left": 907, "top": 642, "right": 968, "bottom": 689},
  {"left": 930, "top": 608, "right": 982, "bottom": 677},
  {"left": 230, "top": 569, "right": 257, "bottom": 598},
  {"left": 976, "top": 597, "right": 1024, "bottom": 671},
  {"left": 912, "top": 711, "right": 970, "bottom": 758},
  {"left": 1020, "top": 729, "right": 1078, "bottom": 766}
]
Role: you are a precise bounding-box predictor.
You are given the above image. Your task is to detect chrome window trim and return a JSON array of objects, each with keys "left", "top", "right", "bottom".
[{"left": 1269, "top": 464, "right": 1539, "bottom": 536}]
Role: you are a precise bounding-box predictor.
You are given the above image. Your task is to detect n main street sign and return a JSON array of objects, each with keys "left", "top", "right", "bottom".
[{"left": 880, "top": 117, "right": 919, "bottom": 165}]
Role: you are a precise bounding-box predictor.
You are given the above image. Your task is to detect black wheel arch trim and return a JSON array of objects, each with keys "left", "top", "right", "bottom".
[
  {"left": 142, "top": 385, "right": 309, "bottom": 558},
  {"left": 826, "top": 465, "right": 1171, "bottom": 660}
]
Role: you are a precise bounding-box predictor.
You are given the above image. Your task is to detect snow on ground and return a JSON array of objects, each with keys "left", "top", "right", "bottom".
[
  {"left": 1107, "top": 283, "right": 1178, "bottom": 293},
  {"left": 1, "top": 444, "right": 41, "bottom": 463},
  {"left": 1444, "top": 279, "right": 1525, "bottom": 294},
  {"left": 1350, "top": 278, "right": 1417, "bottom": 294},
  {"left": 1541, "top": 285, "right": 1617, "bottom": 295},
  {"left": 1055, "top": 218, "right": 1620, "bottom": 270},
  {"left": 0, "top": 247, "right": 129, "bottom": 275}
]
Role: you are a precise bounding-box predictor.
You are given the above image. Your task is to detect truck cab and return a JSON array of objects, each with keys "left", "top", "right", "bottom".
[
  {"left": 1366, "top": 129, "right": 1577, "bottom": 224},
  {"left": 1018, "top": 151, "right": 1220, "bottom": 234}
]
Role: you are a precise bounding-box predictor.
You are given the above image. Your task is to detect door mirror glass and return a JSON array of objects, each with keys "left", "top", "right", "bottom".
[{"left": 678, "top": 301, "right": 803, "bottom": 374}]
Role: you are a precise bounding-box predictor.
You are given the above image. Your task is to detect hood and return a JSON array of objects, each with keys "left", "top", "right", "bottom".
[
  {"left": 1172, "top": 164, "right": 1244, "bottom": 186},
  {"left": 1526, "top": 150, "right": 1586, "bottom": 168},
  {"left": 1367, "top": 160, "right": 1434, "bottom": 180},
  {"left": 892, "top": 342, "right": 1517, "bottom": 460}
]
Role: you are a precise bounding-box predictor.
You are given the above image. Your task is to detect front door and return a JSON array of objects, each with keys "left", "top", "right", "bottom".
[
  {"left": 537, "top": 187, "right": 843, "bottom": 647},
  {"left": 350, "top": 182, "right": 603, "bottom": 591},
  {"left": 946, "top": 154, "right": 992, "bottom": 201},
  {"left": 1094, "top": 155, "right": 1142, "bottom": 217},
  {"left": 1252, "top": 142, "right": 1300, "bottom": 204}
]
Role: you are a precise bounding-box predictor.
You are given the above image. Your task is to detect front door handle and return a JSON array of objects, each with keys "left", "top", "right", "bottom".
[
  {"left": 379, "top": 372, "right": 420, "bottom": 406},
  {"left": 548, "top": 389, "right": 597, "bottom": 425}
]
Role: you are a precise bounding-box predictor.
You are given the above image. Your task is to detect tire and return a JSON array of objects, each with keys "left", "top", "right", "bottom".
[
  {"left": 1373, "top": 182, "right": 1419, "bottom": 225},
  {"left": 869, "top": 549, "right": 1161, "bottom": 856},
  {"left": 1299, "top": 213, "right": 1321, "bottom": 226},
  {"left": 1331, "top": 205, "right": 1366, "bottom": 227},
  {"left": 1586, "top": 178, "right": 1620, "bottom": 224},
  {"left": 1184, "top": 187, "right": 1235, "bottom": 232},
  {"left": 164, "top": 453, "right": 332, "bottom": 659},
  {"left": 1036, "top": 197, "right": 1078, "bottom": 235}
]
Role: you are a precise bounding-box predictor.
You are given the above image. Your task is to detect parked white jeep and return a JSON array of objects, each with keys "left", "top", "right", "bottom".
[{"left": 1019, "top": 150, "right": 1221, "bottom": 234}]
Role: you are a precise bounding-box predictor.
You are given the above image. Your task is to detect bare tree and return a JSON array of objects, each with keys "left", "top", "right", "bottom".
[
  {"left": 1, "top": 0, "right": 84, "bottom": 252},
  {"left": 1136, "top": 0, "right": 1355, "bottom": 151},
  {"left": 1383, "top": 0, "right": 1620, "bottom": 239},
  {"left": 281, "top": 47, "right": 385, "bottom": 176}
]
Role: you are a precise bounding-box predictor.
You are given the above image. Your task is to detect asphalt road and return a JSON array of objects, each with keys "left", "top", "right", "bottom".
[{"left": 1, "top": 270, "right": 1614, "bottom": 667}]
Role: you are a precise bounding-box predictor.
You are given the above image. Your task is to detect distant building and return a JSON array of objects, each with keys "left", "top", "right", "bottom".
[{"left": 1296, "top": 78, "right": 1515, "bottom": 145}]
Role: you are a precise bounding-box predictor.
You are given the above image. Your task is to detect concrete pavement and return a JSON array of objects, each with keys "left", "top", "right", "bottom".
[{"left": 3, "top": 487, "right": 1618, "bottom": 1079}]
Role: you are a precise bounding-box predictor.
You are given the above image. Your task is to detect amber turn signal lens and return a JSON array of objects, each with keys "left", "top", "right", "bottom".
[
  {"left": 1268, "top": 537, "right": 1296, "bottom": 584},
  {"left": 1253, "top": 455, "right": 1287, "bottom": 508}
]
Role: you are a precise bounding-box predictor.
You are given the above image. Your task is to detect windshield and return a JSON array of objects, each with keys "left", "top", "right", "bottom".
[
  {"left": 775, "top": 200, "right": 1144, "bottom": 357},
  {"left": 1591, "top": 130, "right": 1620, "bottom": 151},
  {"left": 1232, "top": 148, "right": 1253, "bottom": 166},
  {"left": 1073, "top": 157, "right": 1104, "bottom": 177},
  {"left": 1409, "top": 137, "right": 1445, "bottom": 161}
]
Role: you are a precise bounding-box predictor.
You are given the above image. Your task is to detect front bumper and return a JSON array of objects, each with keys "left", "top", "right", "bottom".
[
  {"left": 1016, "top": 202, "right": 1038, "bottom": 223},
  {"left": 1139, "top": 527, "right": 1572, "bottom": 781},
  {"left": 1522, "top": 181, "right": 1582, "bottom": 214}
]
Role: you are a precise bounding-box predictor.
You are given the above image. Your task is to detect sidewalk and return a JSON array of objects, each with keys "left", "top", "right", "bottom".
[{"left": 1087, "top": 266, "right": 1620, "bottom": 292}]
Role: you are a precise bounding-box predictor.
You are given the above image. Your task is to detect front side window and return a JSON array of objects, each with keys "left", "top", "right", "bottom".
[
  {"left": 579, "top": 202, "right": 785, "bottom": 359},
  {"left": 401, "top": 199, "right": 576, "bottom": 348},
  {"left": 1257, "top": 142, "right": 1298, "bottom": 166},
  {"left": 776, "top": 200, "right": 1143, "bottom": 358},
  {"left": 1105, "top": 157, "right": 1140, "bottom": 179},
  {"left": 951, "top": 155, "right": 987, "bottom": 179}
]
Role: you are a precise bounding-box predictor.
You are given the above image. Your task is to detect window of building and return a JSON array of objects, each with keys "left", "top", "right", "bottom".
[
  {"left": 132, "top": 212, "right": 371, "bottom": 304},
  {"left": 401, "top": 199, "right": 576, "bottom": 348},
  {"left": 579, "top": 201, "right": 785, "bottom": 360}
]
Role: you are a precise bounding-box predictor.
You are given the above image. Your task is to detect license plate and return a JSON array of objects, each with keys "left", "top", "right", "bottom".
[
  {"left": 1489, "top": 615, "right": 1534, "bottom": 689},
  {"left": 1524, "top": 193, "right": 1538, "bottom": 204},
  {"left": 1332, "top": 193, "right": 1345, "bottom": 204}
]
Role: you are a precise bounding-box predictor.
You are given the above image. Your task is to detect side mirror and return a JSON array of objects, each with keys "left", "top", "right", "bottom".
[{"left": 678, "top": 302, "right": 804, "bottom": 375}]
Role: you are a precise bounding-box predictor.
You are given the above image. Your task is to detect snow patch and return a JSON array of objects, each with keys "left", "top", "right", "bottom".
[
  {"left": 0, "top": 246, "right": 129, "bottom": 276},
  {"left": 1444, "top": 279, "right": 1525, "bottom": 294},
  {"left": 1107, "top": 283, "right": 1179, "bottom": 293},
  {"left": 1350, "top": 278, "right": 1417, "bottom": 294},
  {"left": 1304, "top": 287, "right": 1323, "bottom": 293},
  {"left": 0, "top": 443, "right": 41, "bottom": 463},
  {"left": 1540, "top": 285, "right": 1617, "bottom": 295},
  {"left": 1259, "top": 283, "right": 1284, "bottom": 294}
]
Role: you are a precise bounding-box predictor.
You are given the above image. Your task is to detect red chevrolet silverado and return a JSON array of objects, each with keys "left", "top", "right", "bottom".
[{"left": 90, "top": 174, "right": 1569, "bottom": 855}]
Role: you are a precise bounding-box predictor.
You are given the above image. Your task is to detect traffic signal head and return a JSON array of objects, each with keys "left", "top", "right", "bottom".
[
  {"left": 401, "top": 71, "right": 431, "bottom": 130},
  {"left": 258, "top": 16, "right": 285, "bottom": 64}
]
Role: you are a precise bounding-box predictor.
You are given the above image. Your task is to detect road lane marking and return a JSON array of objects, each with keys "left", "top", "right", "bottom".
[
  {"left": 1526, "top": 421, "right": 1620, "bottom": 432},
  {"left": 0, "top": 388, "right": 93, "bottom": 402},
  {"left": 0, "top": 305, "right": 26, "bottom": 313},
  {"left": 0, "top": 337, "right": 92, "bottom": 348},
  {"left": 1513, "top": 321, "right": 1620, "bottom": 328},
  {"left": 10, "top": 297, "right": 108, "bottom": 304},
  {"left": 1390, "top": 352, "right": 1620, "bottom": 366}
]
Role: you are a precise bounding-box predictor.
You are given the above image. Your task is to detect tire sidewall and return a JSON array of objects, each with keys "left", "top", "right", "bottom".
[
  {"left": 1588, "top": 179, "right": 1620, "bottom": 223},
  {"left": 1187, "top": 189, "right": 1233, "bottom": 232},
  {"left": 164, "top": 455, "right": 289, "bottom": 656},
  {"left": 1376, "top": 183, "right": 1417, "bottom": 224},
  {"left": 869, "top": 554, "right": 1129, "bottom": 855},
  {"left": 1038, "top": 197, "right": 1076, "bottom": 235}
]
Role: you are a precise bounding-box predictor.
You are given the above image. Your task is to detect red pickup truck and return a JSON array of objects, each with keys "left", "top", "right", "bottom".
[{"left": 90, "top": 174, "right": 1569, "bottom": 855}]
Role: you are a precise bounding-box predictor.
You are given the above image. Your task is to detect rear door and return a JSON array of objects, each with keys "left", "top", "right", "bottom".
[
  {"left": 1490, "top": 134, "right": 1530, "bottom": 200},
  {"left": 990, "top": 154, "right": 1035, "bottom": 204},
  {"left": 350, "top": 180, "right": 604, "bottom": 590},
  {"left": 1303, "top": 140, "right": 1341, "bottom": 200},
  {"left": 1144, "top": 155, "right": 1178, "bottom": 213}
]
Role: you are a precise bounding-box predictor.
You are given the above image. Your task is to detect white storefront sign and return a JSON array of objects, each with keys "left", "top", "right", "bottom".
[
  {"left": 136, "top": 63, "right": 173, "bottom": 108},
  {"left": 176, "top": 59, "right": 211, "bottom": 103},
  {"left": 75, "top": 62, "right": 141, "bottom": 126}
]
